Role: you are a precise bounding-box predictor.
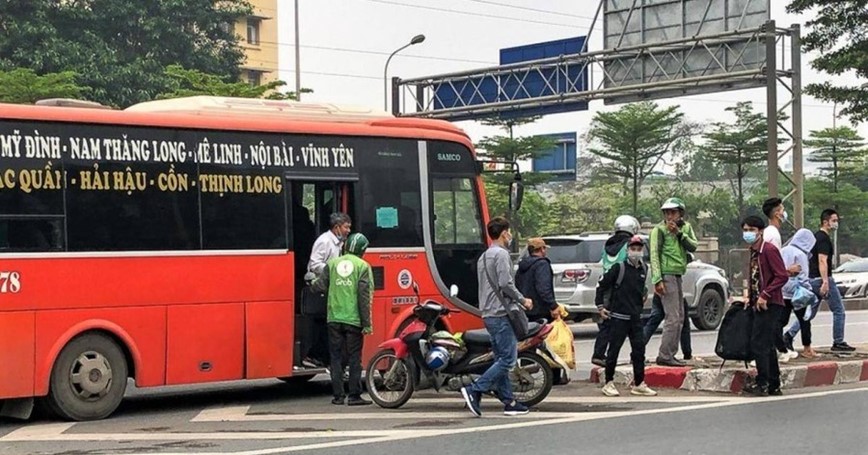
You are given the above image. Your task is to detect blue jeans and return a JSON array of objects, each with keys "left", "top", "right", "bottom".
[
  {"left": 470, "top": 316, "right": 516, "bottom": 404},
  {"left": 787, "top": 277, "right": 845, "bottom": 344},
  {"left": 642, "top": 295, "right": 692, "bottom": 358}
]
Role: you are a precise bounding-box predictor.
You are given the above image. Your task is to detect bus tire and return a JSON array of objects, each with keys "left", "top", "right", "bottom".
[{"left": 46, "top": 333, "right": 128, "bottom": 421}]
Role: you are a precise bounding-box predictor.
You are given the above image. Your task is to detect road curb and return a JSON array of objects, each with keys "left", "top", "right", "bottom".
[{"left": 590, "top": 357, "right": 868, "bottom": 393}]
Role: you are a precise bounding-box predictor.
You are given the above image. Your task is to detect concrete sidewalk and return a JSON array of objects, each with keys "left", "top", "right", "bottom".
[{"left": 589, "top": 345, "right": 868, "bottom": 393}]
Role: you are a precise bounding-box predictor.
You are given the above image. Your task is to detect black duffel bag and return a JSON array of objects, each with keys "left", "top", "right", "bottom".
[{"left": 715, "top": 302, "right": 754, "bottom": 366}]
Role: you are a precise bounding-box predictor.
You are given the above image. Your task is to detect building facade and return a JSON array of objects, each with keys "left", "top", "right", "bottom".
[{"left": 236, "top": 0, "right": 278, "bottom": 86}]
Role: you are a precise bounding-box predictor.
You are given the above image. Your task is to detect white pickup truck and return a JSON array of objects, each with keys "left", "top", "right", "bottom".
[{"left": 540, "top": 233, "right": 730, "bottom": 330}]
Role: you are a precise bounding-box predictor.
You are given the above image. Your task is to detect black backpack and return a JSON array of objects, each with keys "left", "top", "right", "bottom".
[{"left": 715, "top": 303, "right": 754, "bottom": 367}]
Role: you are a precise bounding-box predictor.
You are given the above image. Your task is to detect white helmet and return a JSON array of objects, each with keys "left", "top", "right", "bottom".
[{"left": 614, "top": 215, "right": 640, "bottom": 234}]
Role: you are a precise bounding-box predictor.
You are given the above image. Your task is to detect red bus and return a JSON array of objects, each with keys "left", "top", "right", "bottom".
[{"left": 0, "top": 96, "right": 518, "bottom": 420}]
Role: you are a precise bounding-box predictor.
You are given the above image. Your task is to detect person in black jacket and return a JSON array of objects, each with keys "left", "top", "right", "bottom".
[
  {"left": 515, "top": 238, "right": 560, "bottom": 322},
  {"left": 596, "top": 235, "right": 657, "bottom": 397}
]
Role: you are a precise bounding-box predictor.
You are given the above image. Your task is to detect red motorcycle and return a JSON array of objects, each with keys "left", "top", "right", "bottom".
[{"left": 365, "top": 284, "right": 556, "bottom": 409}]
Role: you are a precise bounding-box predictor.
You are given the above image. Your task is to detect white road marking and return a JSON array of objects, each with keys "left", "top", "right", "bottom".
[{"left": 4, "top": 385, "right": 867, "bottom": 455}]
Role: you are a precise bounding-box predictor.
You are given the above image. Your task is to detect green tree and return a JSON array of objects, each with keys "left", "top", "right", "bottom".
[
  {"left": 585, "top": 101, "right": 697, "bottom": 214},
  {"left": 0, "top": 68, "right": 86, "bottom": 103},
  {"left": 805, "top": 126, "right": 868, "bottom": 192},
  {"left": 702, "top": 102, "right": 772, "bottom": 217},
  {"left": 787, "top": 1, "right": 868, "bottom": 123},
  {"left": 475, "top": 116, "right": 556, "bottom": 188},
  {"left": 0, "top": 0, "right": 254, "bottom": 107},
  {"left": 158, "top": 66, "right": 310, "bottom": 101}
]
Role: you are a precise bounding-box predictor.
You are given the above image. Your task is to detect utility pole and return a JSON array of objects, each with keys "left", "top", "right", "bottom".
[{"left": 294, "top": 0, "right": 301, "bottom": 101}]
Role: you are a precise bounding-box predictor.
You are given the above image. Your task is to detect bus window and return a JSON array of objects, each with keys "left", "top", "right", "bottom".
[
  {"left": 356, "top": 141, "right": 422, "bottom": 247},
  {"left": 200, "top": 167, "right": 286, "bottom": 250},
  {"left": 433, "top": 177, "right": 483, "bottom": 245},
  {"left": 0, "top": 218, "right": 64, "bottom": 252}
]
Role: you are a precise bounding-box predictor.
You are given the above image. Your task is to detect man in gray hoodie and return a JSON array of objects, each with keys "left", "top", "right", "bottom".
[{"left": 461, "top": 217, "right": 533, "bottom": 418}]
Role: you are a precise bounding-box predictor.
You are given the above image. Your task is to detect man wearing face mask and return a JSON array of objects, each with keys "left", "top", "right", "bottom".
[
  {"left": 650, "top": 198, "right": 698, "bottom": 367},
  {"left": 597, "top": 235, "right": 657, "bottom": 397},
  {"left": 303, "top": 212, "right": 353, "bottom": 368},
  {"left": 761, "top": 197, "right": 786, "bottom": 250},
  {"left": 786, "top": 209, "right": 855, "bottom": 352},
  {"left": 741, "top": 216, "right": 788, "bottom": 396}
]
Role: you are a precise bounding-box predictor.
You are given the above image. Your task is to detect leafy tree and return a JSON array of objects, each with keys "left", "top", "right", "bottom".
[
  {"left": 0, "top": 68, "right": 86, "bottom": 103},
  {"left": 158, "top": 66, "right": 310, "bottom": 101},
  {"left": 0, "top": 0, "right": 255, "bottom": 107},
  {"left": 585, "top": 101, "right": 697, "bottom": 214},
  {"left": 805, "top": 126, "right": 868, "bottom": 192},
  {"left": 787, "top": 1, "right": 868, "bottom": 123},
  {"left": 476, "top": 116, "right": 556, "bottom": 188},
  {"left": 702, "top": 102, "right": 774, "bottom": 217}
]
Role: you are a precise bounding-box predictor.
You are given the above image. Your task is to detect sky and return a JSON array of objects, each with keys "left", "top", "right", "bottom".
[{"left": 273, "top": 0, "right": 868, "bottom": 175}]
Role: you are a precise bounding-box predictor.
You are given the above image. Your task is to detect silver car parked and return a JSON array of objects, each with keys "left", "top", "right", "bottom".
[{"left": 541, "top": 233, "right": 730, "bottom": 330}]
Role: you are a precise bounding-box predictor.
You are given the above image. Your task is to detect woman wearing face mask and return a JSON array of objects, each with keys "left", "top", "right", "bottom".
[
  {"left": 596, "top": 235, "right": 657, "bottom": 397},
  {"left": 779, "top": 228, "right": 817, "bottom": 359}
]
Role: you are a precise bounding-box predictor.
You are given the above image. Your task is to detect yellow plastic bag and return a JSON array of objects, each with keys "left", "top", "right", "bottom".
[{"left": 545, "top": 306, "right": 575, "bottom": 369}]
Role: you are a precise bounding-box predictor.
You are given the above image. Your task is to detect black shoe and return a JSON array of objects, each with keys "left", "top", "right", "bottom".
[
  {"left": 347, "top": 395, "right": 372, "bottom": 406},
  {"left": 768, "top": 388, "right": 783, "bottom": 396},
  {"left": 832, "top": 342, "right": 857, "bottom": 352},
  {"left": 742, "top": 383, "right": 768, "bottom": 397},
  {"left": 591, "top": 358, "right": 606, "bottom": 367},
  {"left": 656, "top": 357, "right": 687, "bottom": 367},
  {"left": 331, "top": 396, "right": 345, "bottom": 405},
  {"left": 683, "top": 355, "right": 693, "bottom": 361}
]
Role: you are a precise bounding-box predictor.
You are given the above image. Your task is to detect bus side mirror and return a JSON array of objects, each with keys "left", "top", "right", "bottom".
[
  {"left": 449, "top": 284, "right": 459, "bottom": 297},
  {"left": 509, "top": 178, "right": 524, "bottom": 213}
]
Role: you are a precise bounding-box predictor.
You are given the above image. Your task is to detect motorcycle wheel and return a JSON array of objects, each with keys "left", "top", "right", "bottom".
[
  {"left": 365, "top": 349, "right": 415, "bottom": 409},
  {"left": 510, "top": 351, "right": 553, "bottom": 407}
]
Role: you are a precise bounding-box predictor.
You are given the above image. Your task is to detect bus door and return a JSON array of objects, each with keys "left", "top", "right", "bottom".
[{"left": 286, "top": 179, "right": 355, "bottom": 368}]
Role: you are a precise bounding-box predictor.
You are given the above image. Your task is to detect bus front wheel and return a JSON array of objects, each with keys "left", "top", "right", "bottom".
[{"left": 46, "top": 333, "right": 128, "bottom": 421}]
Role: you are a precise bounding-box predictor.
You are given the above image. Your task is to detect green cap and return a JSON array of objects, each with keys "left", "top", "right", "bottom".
[
  {"left": 345, "top": 233, "right": 369, "bottom": 256},
  {"left": 661, "top": 197, "right": 686, "bottom": 211}
]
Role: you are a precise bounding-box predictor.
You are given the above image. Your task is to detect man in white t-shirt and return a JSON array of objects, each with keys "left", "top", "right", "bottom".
[{"left": 762, "top": 197, "right": 785, "bottom": 250}]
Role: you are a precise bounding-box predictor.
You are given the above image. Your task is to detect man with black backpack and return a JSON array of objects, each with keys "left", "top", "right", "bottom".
[{"left": 597, "top": 235, "right": 657, "bottom": 397}]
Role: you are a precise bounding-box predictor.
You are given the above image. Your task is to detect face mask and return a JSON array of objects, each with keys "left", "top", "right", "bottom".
[
  {"left": 743, "top": 232, "right": 758, "bottom": 244},
  {"left": 781, "top": 210, "right": 788, "bottom": 222},
  {"left": 627, "top": 251, "right": 643, "bottom": 265},
  {"left": 830, "top": 222, "right": 839, "bottom": 231}
]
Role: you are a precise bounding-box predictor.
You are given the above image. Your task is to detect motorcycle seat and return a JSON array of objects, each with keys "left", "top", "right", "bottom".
[{"left": 462, "top": 321, "right": 543, "bottom": 346}]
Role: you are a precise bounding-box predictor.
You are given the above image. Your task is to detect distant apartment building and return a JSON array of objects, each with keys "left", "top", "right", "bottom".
[{"left": 236, "top": 0, "right": 278, "bottom": 86}]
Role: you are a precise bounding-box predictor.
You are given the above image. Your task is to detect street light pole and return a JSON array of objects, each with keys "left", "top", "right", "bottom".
[
  {"left": 384, "top": 34, "right": 425, "bottom": 112},
  {"left": 294, "top": 0, "right": 301, "bottom": 101}
]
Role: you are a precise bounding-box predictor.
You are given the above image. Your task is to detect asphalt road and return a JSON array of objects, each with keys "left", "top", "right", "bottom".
[{"left": 0, "top": 310, "right": 864, "bottom": 455}]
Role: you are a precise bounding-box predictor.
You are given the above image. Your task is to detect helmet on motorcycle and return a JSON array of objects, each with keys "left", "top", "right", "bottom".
[
  {"left": 425, "top": 346, "right": 450, "bottom": 371},
  {"left": 614, "top": 215, "right": 640, "bottom": 234}
]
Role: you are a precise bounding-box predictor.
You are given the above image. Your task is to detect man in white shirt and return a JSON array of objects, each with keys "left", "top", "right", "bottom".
[
  {"left": 762, "top": 197, "right": 785, "bottom": 250},
  {"left": 308, "top": 213, "right": 352, "bottom": 275},
  {"left": 303, "top": 212, "right": 352, "bottom": 368}
]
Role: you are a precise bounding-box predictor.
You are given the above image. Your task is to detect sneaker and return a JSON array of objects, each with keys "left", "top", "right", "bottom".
[
  {"left": 631, "top": 382, "right": 658, "bottom": 396},
  {"left": 601, "top": 381, "right": 620, "bottom": 397},
  {"left": 741, "top": 383, "right": 768, "bottom": 397},
  {"left": 302, "top": 357, "right": 319, "bottom": 368},
  {"left": 768, "top": 388, "right": 783, "bottom": 396},
  {"left": 777, "top": 352, "right": 790, "bottom": 364},
  {"left": 832, "top": 342, "right": 857, "bottom": 352},
  {"left": 503, "top": 401, "right": 530, "bottom": 416},
  {"left": 803, "top": 347, "right": 817, "bottom": 358},
  {"left": 331, "top": 396, "right": 345, "bottom": 405},
  {"left": 591, "top": 357, "right": 606, "bottom": 367},
  {"left": 787, "top": 350, "right": 799, "bottom": 360},
  {"left": 347, "top": 395, "right": 372, "bottom": 406},
  {"left": 460, "top": 386, "right": 482, "bottom": 417}
]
